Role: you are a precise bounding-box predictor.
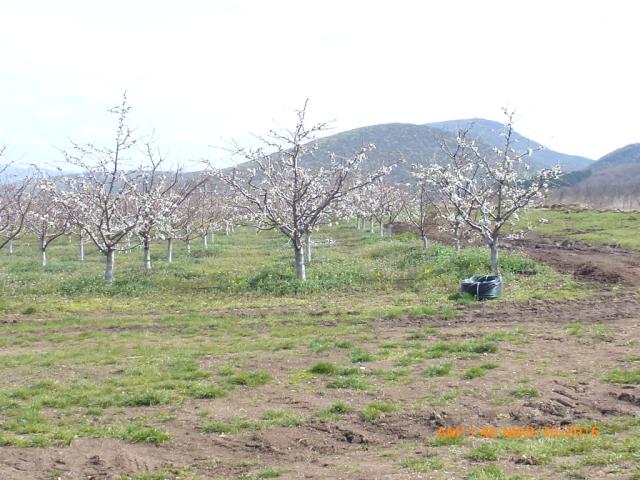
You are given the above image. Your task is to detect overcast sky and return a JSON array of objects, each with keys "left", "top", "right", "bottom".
[{"left": 1, "top": 0, "right": 638, "bottom": 169}]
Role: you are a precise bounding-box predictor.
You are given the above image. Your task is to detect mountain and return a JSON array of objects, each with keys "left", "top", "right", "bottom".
[
  {"left": 259, "top": 119, "right": 590, "bottom": 182},
  {"left": 426, "top": 118, "right": 593, "bottom": 171},
  {"left": 590, "top": 143, "right": 640, "bottom": 170},
  {"left": 296, "top": 123, "right": 472, "bottom": 181},
  {"left": 554, "top": 144, "right": 640, "bottom": 210}
]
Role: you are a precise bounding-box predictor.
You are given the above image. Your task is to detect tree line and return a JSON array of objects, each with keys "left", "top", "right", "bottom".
[{"left": 0, "top": 96, "right": 561, "bottom": 284}]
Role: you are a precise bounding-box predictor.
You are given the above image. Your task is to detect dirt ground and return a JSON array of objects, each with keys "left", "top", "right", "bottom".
[{"left": 1, "top": 236, "right": 639, "bottom": 479}]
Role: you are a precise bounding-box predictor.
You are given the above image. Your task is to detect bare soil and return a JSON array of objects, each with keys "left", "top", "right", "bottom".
[{"left": 1, "top": 235, "right": 639, "bottom": 479}]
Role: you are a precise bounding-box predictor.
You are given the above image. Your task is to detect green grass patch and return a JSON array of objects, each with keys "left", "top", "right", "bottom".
[
  {"left": 361, "top": 401, "right": 396, "bottom": 421},
  {"left": 606, "top": 368, "right": 640, "bottom": 384},
  {"left": 423, "top": 362, "right": 453, "bottom": 377},
  {"left": 511, "top": 387, "right": 539, "bottom": 399}
]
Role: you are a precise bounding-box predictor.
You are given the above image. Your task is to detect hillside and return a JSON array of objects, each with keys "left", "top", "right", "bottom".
[
  {"left": 298, "top": 123, "right": 468, "bottom": 181},
  {"left": 426, "top": 118, "right": 593, "bottom": 171},
  {"left": 554, "top": 144, "right": 640, "bottom": 210},
  {"left": 590, "top": 143, "right": 640, "bottom": 170},
  {"left": 234, "top": 120, "right": 589, "bottom": 182}
]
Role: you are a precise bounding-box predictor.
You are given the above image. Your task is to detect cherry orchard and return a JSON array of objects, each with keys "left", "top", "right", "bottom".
[
  {"left": 422, "top": 111, "right": 562, "bottom": 274},
  {"left": 211, "top": 100, "right": 393, "bottom": 281}
]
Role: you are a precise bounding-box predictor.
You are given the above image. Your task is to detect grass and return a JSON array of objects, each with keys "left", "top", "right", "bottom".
[
  {"left": 518, "top": 208, "right": 640, "bottom": 251},
  {"left": 465, "top": 465, "right": 525, "bottom": 480},
  {"left": 463, "top": 363, "right": 498, "bottom": 380},
  {"left": 318, "top": 401, "right": 353, "bottom": 421},
  {"left": 511, "top": 387, "right": 540, "bottom": 399},
  {"left": 326, "top": 378, "right": 369, "bottom": 390},
  {"left": 467, "top": 442, "right": 501, "bottom": 461},
  {"left": 202, "top": 417, "right": 262, "bottom": 434},
  {"left": 115, "top": 425, "right": 170, "bottom": 445},
  {"left": 423, "top": 362, "right": 453, "bottom": 377},
  {"left": 360, "top": 401, "right": 396, "bottom": 421},
  {"left": 400, "top": 455, "right": 445, "bottom": 472},
  {"left": 0, "top": 219, "right": 604, "bottom": 477},
  {"left": 606, "top": 368, "right": 640, "bottom": 384},
  {"left": 0, "top": 222, "right": 579, "bottom": 317},
  {"left": 309, "top": 362, "right": 338, "bottom": 375},
  {"left": 225, "top": 370, "right": 272, "bottom": 387}
]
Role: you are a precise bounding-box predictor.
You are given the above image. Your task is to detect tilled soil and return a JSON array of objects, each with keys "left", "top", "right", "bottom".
[
  {"left": 505, "top": 235, "right": 640, "bottom": 286},
  {"left": 1, "top": 237, "right": 639, "bottom": 479}
]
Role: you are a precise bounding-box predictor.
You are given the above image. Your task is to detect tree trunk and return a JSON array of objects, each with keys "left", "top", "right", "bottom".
[
  {"left": 8, "top": 238, "right": 13, "bottom": 255},
  {"left": 143, "top": 239, "right": 151, "bottom": 271},
  {"left": 40, "top": 243, "right": 47, "bottom": 268},
  {"left": 294, "top": 244, "right": 306, "bottom": 281},
  {"left": 386, "top": 223, "right": 394, "bottom": 237},
  {"left": 105, "top": 249, "right": 115, "bottom": 285},
  {"left": 167, "top": 238, "right": 173, "bottom": 263},
  {"left": 203, "top": 235, "right": 208, "bottom": 249},
  {"left": 305, "top": 231, "right": 312, "bottom": 264},
  {"left": 490, "top": 238, "right": 500, "bottom": 275},
  {"left": 211, "top": 232, "right": 215, "bottom": 244},
  {"left": 185, "top": 239, "right": 191, "bottom": 255},
  {"left": 369, "top": 218, "right": 374, "bottom": 233},
  {"left": 79, "top": 236, "right": 85, "bottom": 262},
  {"left": 225, "top": 224, "right": 229, "bottom": 236},
  {"left": 379, "top": 220, "right": 384, "bottom": 237},
  {"left": 421, "top": 235, "right": 428, "bottom": 250},
  {"left": 356, "top": 217, "right": 361, "bottom": 230}
]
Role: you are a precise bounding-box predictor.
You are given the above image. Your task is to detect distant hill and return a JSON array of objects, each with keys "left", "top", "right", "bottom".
[
  {"left": 590, "top": 143, "right": 640, "bottom": 170},
  {"left": 241, "top": 119, "right": 590, "bottom": 182},
  {"left": 297, "top": 123, "right": 470, "bottom": 181},
  {"left": 554, "top": 144, "right": 640, "bottom": 210},
  {"left": 426, "top": 118, "right": 593, "bottom": 172}
]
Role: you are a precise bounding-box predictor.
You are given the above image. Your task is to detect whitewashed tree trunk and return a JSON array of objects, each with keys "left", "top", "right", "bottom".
[
  {"left": 105, "top": 249, "right": 115, "bottom": 285},
  {"left": 79, "top": 236, "right": 85, "bottom": 262},
  {"left": 386, "top": 223, "right": 393, "bottom": 237},
  {"left": 143, "top": 239, "right": 151, "bottom": 271},
  {"left": 379, "top": 220, "right": 384, "bottom": 237},
  {"left": 294, "top": 244, "right": 306, "bottom": 281},
  {"left": 369, "top": 218, "right": 374, "bottom": 233},
  {"left": 185, "top": 239, "right": 191, "bottom": 255},
  {"left": 490, "top": 237, "right": 500, "bottom": 275},
  {"left": 225, "top": 224, "right": 229, "bottom": 236},
  {"left": 8, "top": 239, "right": 13, "bottom": 255},
  {"left": 167, "top": 238, "right": 173, "bottom": 263},
  {"left": 305, "top": 231, "right": 312, "bottom": 264},
  {"left": 203, "top": 235, "right": 208, "bottom": 249},
  {"left": 422, "top": 235, "right": 428, "bottom": 250},
  {"left": 40, "top": 241, "right": 46, "bottom": 268},
  {"left": 211, "top": 232, "right": 215, "bottom": 244}
]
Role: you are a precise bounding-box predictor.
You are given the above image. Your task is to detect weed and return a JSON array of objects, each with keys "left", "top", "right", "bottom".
[
  {"left": 511, "top": 387, "right": 539, "bottom": 399},
  {"left": 361, "top": 401, "right": 396, "bottom": 421},
  {"left": 423, "top": 362, "right": 453, "bottom": 377}
]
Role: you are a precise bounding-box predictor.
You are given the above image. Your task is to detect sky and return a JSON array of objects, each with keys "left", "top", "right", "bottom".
[{"left": 0, "top": 0, "right": 638, "bottom": 170}]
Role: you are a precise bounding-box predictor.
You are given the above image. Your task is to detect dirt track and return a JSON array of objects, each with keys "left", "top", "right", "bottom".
[{"left": 505, "top": 235, "right": 640, "bottom": 286}]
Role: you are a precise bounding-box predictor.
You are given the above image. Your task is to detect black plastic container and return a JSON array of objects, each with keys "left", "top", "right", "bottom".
[{"left": 460, "top": 275, "right": 503, "bottom": 300}]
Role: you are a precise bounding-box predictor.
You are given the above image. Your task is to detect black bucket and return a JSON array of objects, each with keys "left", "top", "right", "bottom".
[{"left": 460, "top": 275, "right": 503, "bottom": 300}]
